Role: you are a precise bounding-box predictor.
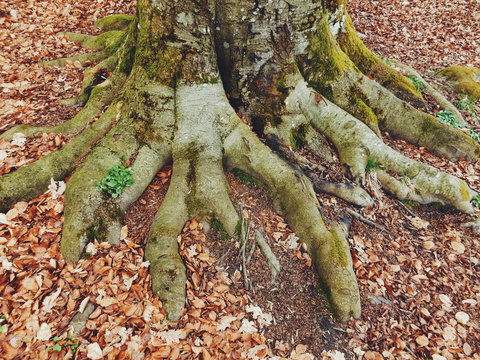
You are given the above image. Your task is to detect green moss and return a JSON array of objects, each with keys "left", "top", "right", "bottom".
[
  {"left": 234, "top": 218, "right": 243, "bottom": 238},
  {"left": 86, "top": 226, "right": 98, "bottom": 243},
  {"left": 337, "top": 15, "right": 422, "bottom": 102},
  {"left": 436, "top": 66, "right": 480, "bottom": 100},
  {"left": 304, "top": 13, "right": 352, "bottom": 100},
  {"left": 350, "top": 95, "right": 379, "bottom": 133},
  {"left": 330, "top": 232, "right": 347, "bottom": 267},
  {"left": 290, "top": 123, "right": 310, "bottom": 149},
  {"left": 420, "top": 118, "right": 441, "bottom": 134},
  {"left": 232, "top": 168, "right": 259, "bottom": 186},
  {"left": 459, "top": 182, "right": 471, "bottom": 201},
  {"left": 211, "top": 218, "right": 229, "bottom": 240},
  {"left": 366, "top": 157, "right": 380, "bottom": 172},
  {"left": 400, "top": 199, "right": 420, "bottom": 207},
  {"left": 96, "top": 31, "right": 127, "bottom": 54},
  {"left": 118, "top": 46, "right": 136, "bottom": 74},
  {"left": 95, "top": 14, "right": 135, "bottom": 31}
]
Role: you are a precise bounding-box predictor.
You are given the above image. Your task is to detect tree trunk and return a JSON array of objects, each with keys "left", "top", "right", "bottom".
[{"left": 1, "top": 0, "right": 479, "bottom": 323}]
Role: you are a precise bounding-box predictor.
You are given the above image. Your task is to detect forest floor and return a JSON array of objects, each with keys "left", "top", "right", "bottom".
[{"left": 0, "top": 0, "right": 479, "bottom": 359}]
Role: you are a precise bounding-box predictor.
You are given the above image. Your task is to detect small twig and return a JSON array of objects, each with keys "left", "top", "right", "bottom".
[
  {"left": 255, "top": 230, "right": 281, "bottom": 284},
  {"left": 395, "top": 199, "right": 417, "bottom": 218},
  {"left": 346, "top": 208, "right": 389, "bottom": 233},
  {"left": 246, "top": 235, "right": 257, "bottom": 264},
  {"left": 238, "top": 206, "right": 252, "bottom": 290}
]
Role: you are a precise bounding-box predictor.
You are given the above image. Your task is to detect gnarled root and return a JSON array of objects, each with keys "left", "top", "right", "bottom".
[
  {"left": 284, "top": 76, "right": 477, "bottom": 213},
  {"left": 298, "top": 12, "right": 480, "bottom": 161},
  {"left": 390, "top": 61, "right": 466, "bottom": 124},
  {"left": 266, "top": 134, "right": 373, "bottom": 207},
  {"left": 60, "top": 72, "right": 175, "bottom": 261},
  {"left": 145, "top": 159, "right": 189, "bottom": 321},
  {"left": 224, "top": 117, "right": 361, "bottom": 321},
  {"left": 0, "top": 103, "right": 119, "bottom": 212},
  {"left": 328, "top": 2, "right": 424, "bottom": 106}
]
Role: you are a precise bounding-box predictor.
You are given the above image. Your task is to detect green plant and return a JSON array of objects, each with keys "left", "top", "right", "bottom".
[
  {"left": 472, "top": 195, "right": 480, "bottom": 208},
  {"left": 456, "top": 95, "right": 477, "bottom": 112},
  {"left": 435, "top": 110, "right": 479, "bottom": 143},
  {"left": 400, "top": 199, "right": 420, "bottom": 207},
  {"left": 468, "top": 128, "right": 480, "bottom": 142},
  {"left": 96, "top": 158, "right": 134, "bottom": 198},
  {"left": 406, "top": 75, "right": 425, "bottom": 93},
  {"left": 366, "top": 157, "right": 381, "bottom": 172},
  {"left": 232, "top": 168, "right": 257, "bottom": 186},
  {"left": 435, "top": 110, "right": 461, "bottom": 127},
  {"left": 384, "top": 58, "right": 395, "bottom": 66},
  {"left": 46, "top": 334, "right": 79, "bottom": 354},
  {"left": 211, "top": 218, "right": 229, "bottom": 240},
  {"left": 0, "top": 314, "right": 7, "bottom": 333}
]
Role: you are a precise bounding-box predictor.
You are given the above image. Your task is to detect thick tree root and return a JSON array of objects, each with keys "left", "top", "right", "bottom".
[
  {"left": 297, "top": 12, "right": 480, "bottom": 161},
  {"left": 145, "top": 160, "right": 189, "bottom": 321},
  {"left": 267, "top": 134, "right": 373, "bottom": 207},
  {"left": 95, "top": 14, "right": 135, "bottom": 31},
  {"left": 283, "top": 76, "right": 477, "bottom": 213},
  {"left": 57, "top": 31, "right": 126, "bottom": 52},
  {"left": 60, "top": 73, "right": 174, "bottom": 261},
  {"left": 3, "top": 0, "right": 477, "bottom": 327},
  {"left": 41, "top": 51, "right": 110, "bottom": 67},
  {"left": 391, "top": 61, "right": 466, "bottom": 125},
  {"left": 329, "top": 3, "right": 424, "bottom": 106},
  {"left": 0, "top": 103, "right": 119, "bottom": 212},
  {"left": 225, "top": 115, "right": 361, "bottom": 321}
]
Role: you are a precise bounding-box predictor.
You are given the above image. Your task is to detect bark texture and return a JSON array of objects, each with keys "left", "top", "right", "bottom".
[{"left": 1, "top": 0, "right": 479, "bottom": 323}]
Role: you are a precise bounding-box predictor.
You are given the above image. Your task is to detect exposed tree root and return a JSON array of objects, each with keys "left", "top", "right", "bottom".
[
  {"left": 145, "top": 159, "right": 189, "bottom": 321},
  {"left": 225, "top": 116, "right": 361, "bottom": 321},
  {"left": 283, "top": 75, "right": 477, "bottom": 213},
  {"left": 95, "top": 14, "right": 135, "bottom": 31},
  {"left": 327, "top": 0, "right": 425, "bottom": 106},
  {"left": 2, "top": 0, "right": 479, "bottom": 328},
  {"left": 267, "top": 134, "right": 373, "bottom": 207},
  {"left": 390, "top": 61, "right": 466, "bottom": 124},
  {"left": 0, "top": 103, "right": 119, "bottom": 212},
  {"left": 297, "top": 14, "right": 480, "bottom": 161}
]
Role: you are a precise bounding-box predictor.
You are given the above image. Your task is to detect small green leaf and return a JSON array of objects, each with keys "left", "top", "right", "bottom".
[
  {"left": 52, "top": 344, "right": 62, "bottom": 352},
  {"left": 0, "top": 325, "right": 6, "bottom": 333}
]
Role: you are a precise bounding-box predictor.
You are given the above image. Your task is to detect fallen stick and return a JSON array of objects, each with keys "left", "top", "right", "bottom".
[{"left": 346, "top": 208, "right": 389, "bottom": 234}]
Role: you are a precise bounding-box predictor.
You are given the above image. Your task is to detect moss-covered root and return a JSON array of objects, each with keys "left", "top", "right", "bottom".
[
  {"left": 57, "top": 30, "right": 126, "bottom": 53},
  {"left": 95, "top": 14, "right": 135, "bottom": 31},
  {"left": 74, "top": 54, "right": 121, "bottom": 105},
  {"left": 1, "top": 70, "right": 127, "bottom": 140},
  {"left": 265, "top": 134, "right": 373, "bottom": 207},
  {"left": 145, "top": 159, "right": 190, "bottom": 321},
  {"left": 436, "top": 66, "right": 480, "bottom": 100},
  {"left": 0, "top": 103, "right": 119, "bottom": 213},
  {"left": 286, "top": 79, "right": 477, "bottom": 213},
  {"left": 175, "top": 84, "right": 240, "bottom": 235},
  {"left": 332, "top": 11, "right": 423, "bottom": 106},
  {"left": 224, "top": 119, "right": 361, "bottom": 321},
  {"left": 353, "top": 74, "right": 480, "bottom": 161},
  {"left": 391, "top": 62, "right": 465, "bottom": 125},
  {"left": 41, "top": 51, "right": 110, "bottom": 67},
  {"left": 41, "top": 30, "right": 127, "bottom": 67}
]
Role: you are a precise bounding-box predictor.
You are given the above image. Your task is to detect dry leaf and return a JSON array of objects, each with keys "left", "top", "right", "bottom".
[
  {"left": 87, "top": 342, "right": 103, "bottom": 360},
  {"left": 36, "top": 323, "right": 51, "bottom": 341}
]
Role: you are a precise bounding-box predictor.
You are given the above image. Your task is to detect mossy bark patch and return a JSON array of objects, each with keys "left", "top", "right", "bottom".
[{"left": 436, "top": 66, "right": 480, "bottom": 100}]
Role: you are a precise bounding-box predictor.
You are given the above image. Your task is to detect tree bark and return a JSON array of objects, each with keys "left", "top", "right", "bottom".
[{"left": 1, "top": 0, "right": 479, "bottom": 323}]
